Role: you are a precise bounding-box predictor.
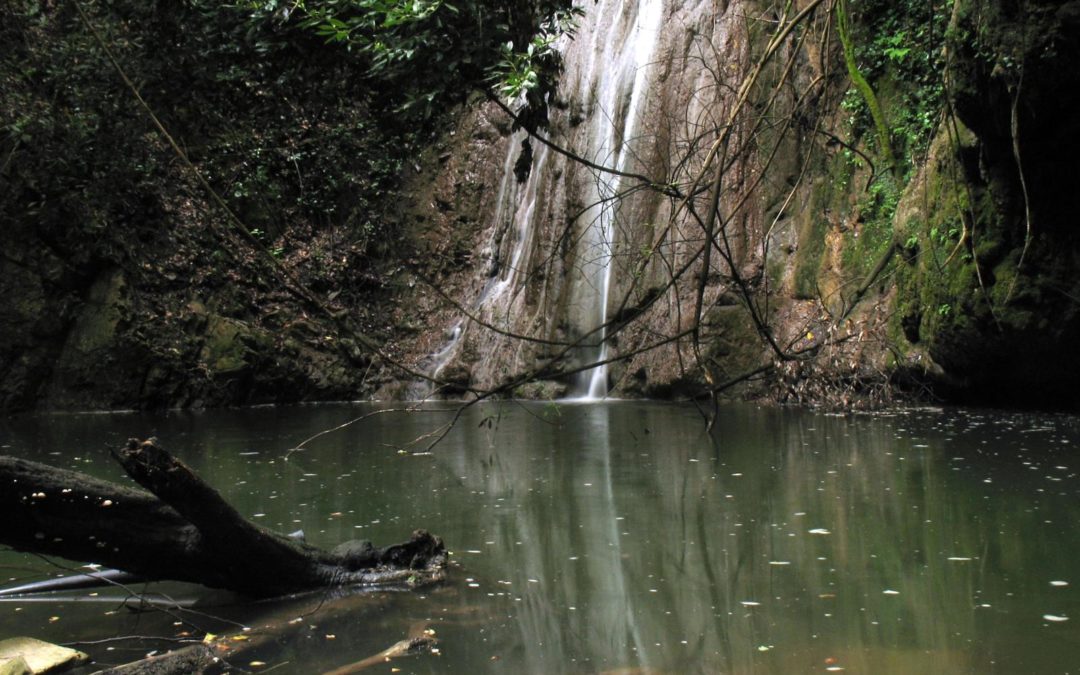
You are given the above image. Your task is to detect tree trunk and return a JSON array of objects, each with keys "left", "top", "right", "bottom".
[{"left": 0, "top": 439, "right": 446, "bottom": 598}]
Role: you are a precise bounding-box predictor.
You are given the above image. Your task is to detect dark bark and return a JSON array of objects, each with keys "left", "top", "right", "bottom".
[{"left": 0, "top": 439, "right": 446, "bottom": 598}]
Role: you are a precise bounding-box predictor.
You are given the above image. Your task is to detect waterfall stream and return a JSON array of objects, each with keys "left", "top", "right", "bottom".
[
  {"left": 571, "top": 0, "right": 665, "bottom": 399},
  {"left": 424, "top": 133, "right": 553, "bottom": 389},
  {"left": 424, "top": 0, "right": 669, "bottom": 399},
  {"left": 425, "top": 138, "right": 524, "bottom": 386}
]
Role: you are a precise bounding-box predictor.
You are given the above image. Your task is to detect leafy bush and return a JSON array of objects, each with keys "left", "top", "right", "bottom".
[
  {"left": 843, "top": 0, "right": 953, "bottom": 175},
  {"left": 239, "top": 0, "right": 578, "bottom": 124}
]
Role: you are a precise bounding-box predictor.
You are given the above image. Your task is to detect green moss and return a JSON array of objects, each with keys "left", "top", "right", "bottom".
[
  {"left": 885, "top": 117, "right": 1029, "bottom": 368},
  {"left": 68, "top": 270, "right": 126, "bottom": 356},
  {"left": 793, "top": 165, "right": 852, "bottom": 299},
  {"left": 200, "top": 315, "right": 271, "bottom": 375},
  {"left": 703, "top": 305, "right": 762, "bottom": 382},
  {"left": 793, "top": 219, "right": 828, "bottom": 300},
  {"left": 840, "top": 177, "right": 898, "bottom": 289},
  {"left": 511, "top": 380, "right": 563, "bottom": 399}
]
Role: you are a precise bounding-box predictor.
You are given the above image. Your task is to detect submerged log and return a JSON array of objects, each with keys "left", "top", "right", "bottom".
[
  {"left": 0, "top": 439, "right": 446, "bottom": 598},
  {"left": 89, "top": 596, "right": 437, "bottom": 675}
]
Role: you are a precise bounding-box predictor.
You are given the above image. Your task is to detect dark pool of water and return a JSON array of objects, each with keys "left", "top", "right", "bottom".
[{"left": 1, "top": 402, "right": 1078, "bottom": 673}]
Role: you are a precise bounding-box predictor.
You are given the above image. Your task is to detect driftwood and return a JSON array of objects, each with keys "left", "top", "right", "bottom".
[
  {"left": 88, "top": 579, "right": 440, "bottom": 673},
  {"left": 0, "top": 438, "right": 446, "bottom": 598},
  {"left": 322, "top": 634, "right": 437, "bottom": 674},
  {"left": 90, "top": 627, "right": 436, "bottom": 675},
  {"left": 94, "top": 643, "right": 221, "bottom": 675}
]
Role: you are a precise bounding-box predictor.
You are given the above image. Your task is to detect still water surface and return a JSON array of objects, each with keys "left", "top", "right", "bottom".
[{"left": 1, "top": 402, "right": 1078, "bottom": 673}]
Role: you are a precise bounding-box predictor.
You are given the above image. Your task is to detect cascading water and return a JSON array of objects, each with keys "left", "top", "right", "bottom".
[
  {"left": 422, "top": 0, "right": 669, "bottom": 399},
  {"left": 422, "top": 133, "right": 552, "bottom": 390}
]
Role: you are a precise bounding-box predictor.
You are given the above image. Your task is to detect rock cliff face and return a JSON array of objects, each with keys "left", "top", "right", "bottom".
[
  {"left": 397, "top": 0, "right": 876, "bottom": 401},
  {"left": 889, "top": 0, "right": 1080, "bottom": 408},
  {"left": 401, "top": 0, "right": 782, "bottom": 400},
  {"left": 398, "top": 0, "right": 1080, "bottom": 408},
  {"left": 0, "top": 232, "right": 374, "bottom": 411},
  {"left": 3, "top": 0, "right": 1079, "bottom": 411}
]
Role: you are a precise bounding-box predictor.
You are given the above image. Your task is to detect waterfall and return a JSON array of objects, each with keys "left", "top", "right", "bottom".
[
  {"left": 422, "top": 0, "right": 669, "bottom": 399},
  {"left": 570, "top": 0, "right": 665, "bottom": 399},
  {"left": 423, "top": 133, "right": 552, "bottom": 390}
]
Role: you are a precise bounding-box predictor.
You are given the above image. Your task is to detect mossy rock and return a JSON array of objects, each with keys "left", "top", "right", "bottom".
[
  {"left": 0, "top": 657, "right": 29, "bottom": 675},
  {"left": 888, "top": 108, "right": 1080, "bottom": 406},
  {"left": 703, "top": 305, "right": 763, "bottom": 383},
  {"left": 199, "top": 315, "right": 271, "bottom": 375},
  {"left": 0, "top": 638, "right": 87, "bottom": 674},
  {"left": 65, "top": 269, "right": 127, "bottom": 357},
  {"left": 512, "top": 380, "right": 565, "bottom": 399}
]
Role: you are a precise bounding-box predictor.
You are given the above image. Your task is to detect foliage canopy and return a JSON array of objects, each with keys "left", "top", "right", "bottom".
[{"left": 239, "top": 0, "right": 579, "bottom": 123}]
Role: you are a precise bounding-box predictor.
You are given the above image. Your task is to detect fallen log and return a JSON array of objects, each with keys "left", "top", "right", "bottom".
[
  {"left": 89, "top": 606, "right": 437, "bottom": 675},
  {"left": 0, "top": 439, "right": 446, "bottom": 598},
  {"left": 321, "top": 634, "right": 437, "bottom": 675}
]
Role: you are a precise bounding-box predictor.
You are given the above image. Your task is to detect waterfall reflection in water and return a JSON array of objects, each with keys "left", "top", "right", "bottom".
[{"left": 1, "top": 403, "right": 1078, "bottom": 673}]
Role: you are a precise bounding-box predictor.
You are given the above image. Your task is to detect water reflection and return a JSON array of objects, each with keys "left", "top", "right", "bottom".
[{"left": 1, "top": 404, "right": 1078, "bottom": 673}]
